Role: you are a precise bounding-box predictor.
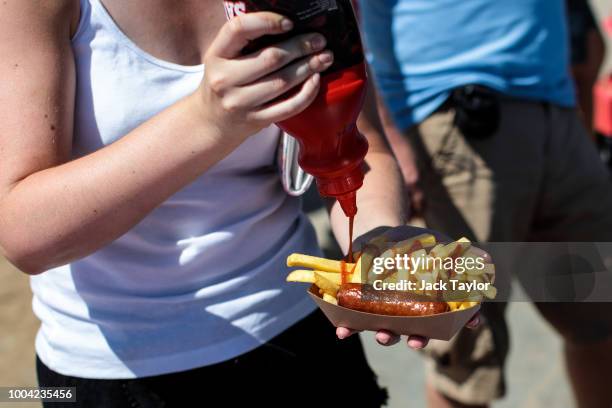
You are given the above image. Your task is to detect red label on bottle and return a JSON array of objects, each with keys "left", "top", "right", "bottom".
[
  {"left": 222, "top": 0, "right": 363, "bottom": 76},
  {"left": 223, "top": 1, "right": 246, "bottom": 18}
]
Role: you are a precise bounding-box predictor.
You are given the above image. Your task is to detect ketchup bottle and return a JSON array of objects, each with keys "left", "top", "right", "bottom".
[{"left": 222, "top": 0, "right": 369, "bottom": 218}]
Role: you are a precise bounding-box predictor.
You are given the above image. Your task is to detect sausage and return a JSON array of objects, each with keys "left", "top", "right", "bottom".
[{"left": 337, "top": 283, "right": 449, "bottom": 316}]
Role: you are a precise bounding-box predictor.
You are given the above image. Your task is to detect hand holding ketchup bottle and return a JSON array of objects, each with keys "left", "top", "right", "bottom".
[{"left": 222, "top": 0, "right": 369, "bottom": 219}]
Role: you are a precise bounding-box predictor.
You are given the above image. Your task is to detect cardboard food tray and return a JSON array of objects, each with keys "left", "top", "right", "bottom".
[{"left": 308, "top": 285, "right": 481, "bottom": 341}]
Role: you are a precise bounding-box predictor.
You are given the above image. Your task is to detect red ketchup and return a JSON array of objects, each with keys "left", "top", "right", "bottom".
[{"left": 222, "top": 0, "right": 369, "bottom": 218}]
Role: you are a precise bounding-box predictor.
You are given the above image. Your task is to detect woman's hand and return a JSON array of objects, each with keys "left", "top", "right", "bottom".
[{"left": 199, "top": 12, "right": 334, "bottom": 141}]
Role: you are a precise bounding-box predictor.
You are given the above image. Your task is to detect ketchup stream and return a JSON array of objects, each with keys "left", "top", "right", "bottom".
[
  {"left": 341, "top": 216, "right": 355, "bottom": 285},
  {"left": 348, "top": 216, "right": 355, "bottom": 263}
]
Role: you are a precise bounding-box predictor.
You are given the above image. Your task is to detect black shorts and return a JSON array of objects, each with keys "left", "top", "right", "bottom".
[{"left": 37, "top": 310, "right": 387, "bottom": 407}]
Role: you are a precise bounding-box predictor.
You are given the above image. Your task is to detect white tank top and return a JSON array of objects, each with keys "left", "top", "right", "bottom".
[{"left": 30, "top": 0, "right": 319, "bottom": 379}]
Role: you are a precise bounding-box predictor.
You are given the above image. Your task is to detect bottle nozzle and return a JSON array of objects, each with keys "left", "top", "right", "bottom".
[
  {"left": 337, "top": 192, "right": 358, "bottom": 218},
  {"left": 315, "top": 167, "right": 364, "bottom": 218}
]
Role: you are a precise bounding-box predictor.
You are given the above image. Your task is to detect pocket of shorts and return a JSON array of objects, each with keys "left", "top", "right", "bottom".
[{"left": 415, "top": 108, "right": 486, "bottom": 183}]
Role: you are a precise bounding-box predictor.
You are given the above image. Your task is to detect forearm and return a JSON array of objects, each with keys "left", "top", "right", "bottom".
[{"left": 0, "top": 94, "right": 240, "bottom": 274}]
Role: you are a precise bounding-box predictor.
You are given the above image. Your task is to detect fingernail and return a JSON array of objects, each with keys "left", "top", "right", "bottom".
[
  {"left": 409, "top": 342, "right": 423, "bottom": 349},
  {"left": 318, "top": 51, "right": 333, "bottom": 64},
  {"left": 310, "top": 35, "right": 327, "bottom": 50},
  {"left": 281, "top": 19, "right": 294, "bottom": 31},
  {"left": 407, "top": 338, "right": 427, "bottom": 349},
  {"left": 377, "top": 338, "right": 389, "bottom": 346}
]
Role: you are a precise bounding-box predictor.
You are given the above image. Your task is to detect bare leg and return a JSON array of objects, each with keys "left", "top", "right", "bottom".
[{"left": 564, "top": 338, "right": 612, "bottom": 408}]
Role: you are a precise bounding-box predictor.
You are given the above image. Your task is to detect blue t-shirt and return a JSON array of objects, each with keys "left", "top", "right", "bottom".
[{"left": 360, "top": 0, "right": 576, "bottom": 130}]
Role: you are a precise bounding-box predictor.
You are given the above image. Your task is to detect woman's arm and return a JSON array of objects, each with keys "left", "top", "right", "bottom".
[
  {"left": 329, "top": 75, "right": 408, "bottom": 253},
  {"left": 0, "top": 3, "right": 332, "bottom": 274}
]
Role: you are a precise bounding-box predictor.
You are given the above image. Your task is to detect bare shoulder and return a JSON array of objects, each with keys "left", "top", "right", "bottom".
[
  {"left": 0, "top": 0, "right": 79, "bottom": 39},
  {"left": 0, "top": 0, "right": 80, "bottom": 193}
]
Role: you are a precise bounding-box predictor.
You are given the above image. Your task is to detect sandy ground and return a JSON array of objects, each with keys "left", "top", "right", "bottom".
[{"left": 0, "top": 259, "right": 40, "bottom": 408}]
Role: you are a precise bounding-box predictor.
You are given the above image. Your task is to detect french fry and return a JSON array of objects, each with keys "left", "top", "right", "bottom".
[
  {"left": 448, "top": 301, "right": 479, "bottom": 311},
  {"left": 350, "top": 260, "right": 362, "bottom": 283},
  {"left": 470, "top": 275, "right": 484, "bottom": 284},
  {"left": 314, "top": 272, "right": 340, "bottom": 297},
  {"left": 431, "top": 267, "right": 439, "bottom": 282},
  {"left": 483, "top": 264, "right": 495, "bottom": 275},
  {"left": 450, "top": 240, "right": 471, "bottom": 258},
  {"left": 411, "top": 248, "right": 427, "bottom": 260},
  {"left": 287, "top": 270, "right": 317, "bottom": 284},
  {"left": 429, "top": 244, "right": 445, "bottom": 258},
  {"left": 323, "top": 293, "right": 338, "bottom": 305},
  {"left": 481, "top": 285, "right": 497, "bottom": 299},
  {"left": 286, "top": 270, "right": 341, "bottom": 285},
  {"left": 397, "top": 264, "right": 410, "bottom": 284},
  {"left": 437, "top": 266, "right": 449, "bottom": 281},
  {"left": 464, "top": 261, "right": 486, "bottom": 276},
  {"left": 418, "top": 234, "right": 438, "bottom": 248},
  {"left": 287, "top": 254, "right": 354, "bottom": 273},
  {"left": 434, "top": 241, "right": 471, "bottom": 260},
  {"left": 383, "top": 272, "right": 398, "bottom": 283},
  {"left": 393, "top": 234, "right": 437, "bottom": 255},
  {"left": 447, "top": 301, "right": 462, "bottom": 311}
]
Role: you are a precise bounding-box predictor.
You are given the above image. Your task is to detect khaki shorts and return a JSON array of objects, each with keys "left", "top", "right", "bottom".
[{"left": 406, "top": 98, "right": 612, "bottom": 405}]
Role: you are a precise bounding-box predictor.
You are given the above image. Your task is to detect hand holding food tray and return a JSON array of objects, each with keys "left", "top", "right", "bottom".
[{"left": 286, "top": 228, "right": 497, "bottom": 341}]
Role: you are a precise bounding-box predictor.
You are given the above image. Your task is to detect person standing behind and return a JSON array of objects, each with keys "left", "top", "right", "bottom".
[
  {"left": 567, "top": 0, "right": 605, "bottom": 135},
  {"left": 359, "top": 1, "right": 612, "bottom": 407}
]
